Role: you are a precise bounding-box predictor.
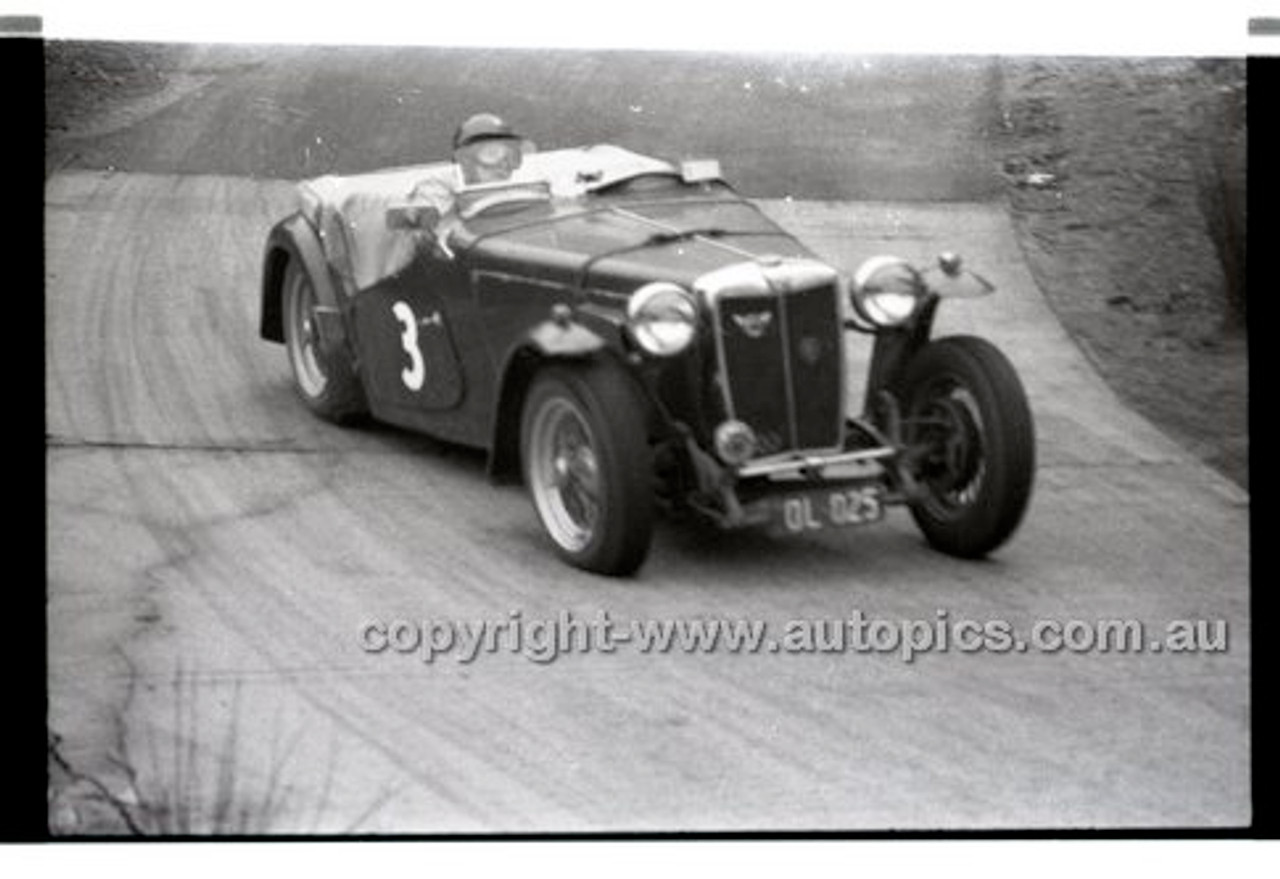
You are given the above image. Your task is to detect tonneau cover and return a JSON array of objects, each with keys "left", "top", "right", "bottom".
[{"left": 296, "top": 146, "right": 678, "bottom": 292}]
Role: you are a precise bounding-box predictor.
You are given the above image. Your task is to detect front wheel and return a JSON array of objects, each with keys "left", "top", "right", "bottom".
[
  {"left": 900, "top": 336, "right": 1035, "bottom": 558},
  {"left": 521, "top": 362, "right": 654, "bottom": 576}
]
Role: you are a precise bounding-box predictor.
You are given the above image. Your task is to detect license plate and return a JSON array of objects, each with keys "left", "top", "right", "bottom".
[{"left": 768, "top": 485, "right": 885, "bottom": 536}]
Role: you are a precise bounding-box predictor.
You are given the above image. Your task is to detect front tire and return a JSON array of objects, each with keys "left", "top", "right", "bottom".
[
  {"left": 900, "top": 336, "right": 1035, "bottom": 558},
  {"left": 521, "top": 362, "right": 654, "bottom": 576},
  {"left": 281, "top": 255, "right": 367, "bottom": 423}
]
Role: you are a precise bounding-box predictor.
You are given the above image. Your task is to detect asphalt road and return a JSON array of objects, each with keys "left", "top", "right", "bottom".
[{"left": 46, "top": 46, "right": 1249, "bottom": 832}]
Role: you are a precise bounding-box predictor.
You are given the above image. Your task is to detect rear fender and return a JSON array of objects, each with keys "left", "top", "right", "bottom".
[{"left": 260, "top": 212, "right": 348, "bottom": 349}]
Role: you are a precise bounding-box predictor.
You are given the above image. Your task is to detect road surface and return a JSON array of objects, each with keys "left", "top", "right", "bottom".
[{"left": 46, "top": 45, "right": 1248, "bottom": 832}]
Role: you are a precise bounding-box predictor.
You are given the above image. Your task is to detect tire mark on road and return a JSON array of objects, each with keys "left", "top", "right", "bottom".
[{"left": 46, "top": 170, "right": 1250, "bottom": 830}]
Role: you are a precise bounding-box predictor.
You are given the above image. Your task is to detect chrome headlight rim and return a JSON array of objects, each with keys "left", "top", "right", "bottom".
[
  {"left": 850, "top": 255, "right": 924, "bottom": 328},
  {"left": 626, "top": 282, "right": 698, "bottom": 357}
]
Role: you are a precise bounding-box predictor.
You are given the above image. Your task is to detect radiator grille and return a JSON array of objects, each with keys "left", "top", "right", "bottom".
[{"left": 714, "top": 282, "right": 843, "bottom": 457}]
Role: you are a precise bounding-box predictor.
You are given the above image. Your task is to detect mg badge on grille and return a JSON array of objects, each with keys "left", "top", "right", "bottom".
[{"left": 731, "top": 311, "right": 774, "bottom": 339}]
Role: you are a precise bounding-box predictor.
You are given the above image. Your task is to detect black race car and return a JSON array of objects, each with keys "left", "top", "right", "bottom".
[{"left": 260, "top": 143, "right": 1034, "bottom": 575}]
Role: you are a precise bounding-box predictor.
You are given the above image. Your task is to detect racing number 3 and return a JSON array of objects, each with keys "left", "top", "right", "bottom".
[
  {"left": 392, "top": 300, "right": 426, "bottom": 390},
  {"left": 372, "top": 296, "right": 462, "bottom": 410}
]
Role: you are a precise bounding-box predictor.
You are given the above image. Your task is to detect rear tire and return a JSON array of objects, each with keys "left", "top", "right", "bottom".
[
  {"left": 281, "top": 255, "right": 367, "bottom": 423},
  {"left": 521, "top": 362, "right": 654, "bottom": 576},
  {"left": 900, "top": 335, "right": 1035, "bottom": 558}
]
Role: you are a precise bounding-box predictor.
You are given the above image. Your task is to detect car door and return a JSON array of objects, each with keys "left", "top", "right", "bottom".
[{"left": 353, "top": 254, "right": 467, "bottom": 413}]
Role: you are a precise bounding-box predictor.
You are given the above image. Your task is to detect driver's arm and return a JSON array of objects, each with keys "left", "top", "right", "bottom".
[
  {"left": 402, "top": 176, "right": 466, "bottom": 256},
  {"left": 405, "top": 177, "right": 456, "bottom": 227}
]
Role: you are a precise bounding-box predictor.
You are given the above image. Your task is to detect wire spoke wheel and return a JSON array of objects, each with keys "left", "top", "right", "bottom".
[
  {"left": 285, "top": 265, "right": 328, "bottom": 399},
  {"left": 278, "top": 253, "right": 366, "bottom": 423},
  {"left": 901, "top": 336, "right": 1035, "bottom": 558},
  {"left": 912, "top": 385, "right": 987, "bottom": 514},
  {"left": 528, "top": 398, "right": 602, "bottom": 552},
  {"left": 521, "top": 364, "right": 654, "bottom": 576}
]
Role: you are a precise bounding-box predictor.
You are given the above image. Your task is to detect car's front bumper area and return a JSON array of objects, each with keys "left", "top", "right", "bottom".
[
  {"left": 731, "top": 470, "right": 901, "bottom": 536},
  {"left": 735, "top": 444, "right": 897, "bottom": 479},
  {"left": 680, "top": 417, "right": 919, "bottom": 533}
]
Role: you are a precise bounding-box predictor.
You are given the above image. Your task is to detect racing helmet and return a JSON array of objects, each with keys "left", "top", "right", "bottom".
[{"left": 453, "top": 113, "right": 520, "bottom": 149}]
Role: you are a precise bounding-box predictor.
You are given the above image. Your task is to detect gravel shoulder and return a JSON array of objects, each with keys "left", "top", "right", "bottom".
[{"left": 993, "top": 57, "right": 1247, "bottom": 489}]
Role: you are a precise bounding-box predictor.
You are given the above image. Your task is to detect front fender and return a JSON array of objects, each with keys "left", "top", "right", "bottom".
[
  {"left": 863, "top": 265, "right": 997, "bottom": 401},
  {"left": 864, "top": 295, "right": 940, "bottom": 401},
  {"left": 486, "top": 316, "right": 633, "bottom": 483},
  {"left": 527, "top": 317, "right": 608, "bottom": 357},
  {"left": 921, "top": 264, "right": 996, "bottom": 300},
  {"left": 259, "top": 212, "right": 348, "bottom": 347}
]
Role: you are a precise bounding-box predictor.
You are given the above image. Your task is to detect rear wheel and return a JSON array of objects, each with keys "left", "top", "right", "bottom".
[
  {"left": 282, "top": 256, "right": 366, "bottom": 422},
  {"left": 901, "top": 336, "right": 1035, "bottom": 557},
  {"left": 521, "top": 362, "right": 654, "bottom": 576}
]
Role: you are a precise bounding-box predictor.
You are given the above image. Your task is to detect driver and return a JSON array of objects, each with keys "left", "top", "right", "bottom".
[
  {"left": 452, "top": 112, "right": 525, "bottom": 185},
  {"left": 405, "top": 113, "right": 526, "bottom": 220}
]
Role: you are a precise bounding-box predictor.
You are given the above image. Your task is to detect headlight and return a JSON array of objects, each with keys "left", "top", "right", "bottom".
[
  {"left": 851, "top": 255, "right": 923, "bottom": 327},
  {"left": 626, "top": 282, "right": 698, "bottom": 356}
]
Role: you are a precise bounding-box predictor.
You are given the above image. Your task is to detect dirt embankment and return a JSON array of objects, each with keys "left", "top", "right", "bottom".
[
  {"left": 46, "top": 42, "right": 174, "bottom": 134},
  {"left": 994, "top": 57, "right": 1247, "bottom": 488},
  {"left": 45, "top": 41, "right": 211, "bottom": 175}
]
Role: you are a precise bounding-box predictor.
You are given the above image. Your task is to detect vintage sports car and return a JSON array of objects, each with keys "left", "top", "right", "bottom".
[{"left": 260, "top": 143, "right": 1035, "bottom": 575}]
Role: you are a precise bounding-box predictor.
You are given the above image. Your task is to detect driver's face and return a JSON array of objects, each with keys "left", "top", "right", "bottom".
[{"left": 458, "top": 139, "right": 522, "bottom": 184}]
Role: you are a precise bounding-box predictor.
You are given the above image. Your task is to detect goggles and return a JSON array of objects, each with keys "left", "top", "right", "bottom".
[{"left": 467, "top": 139, "right": 521, "bottom": 167}]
